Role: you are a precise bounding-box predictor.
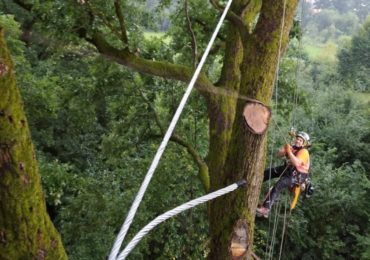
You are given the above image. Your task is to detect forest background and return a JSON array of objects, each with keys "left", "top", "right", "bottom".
[{"left": 0, "top": 0, "right": 369, "bottom": 259}]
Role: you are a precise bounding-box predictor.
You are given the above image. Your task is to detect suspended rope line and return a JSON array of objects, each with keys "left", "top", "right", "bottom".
[
  {"left": 108, "top": 1, "right": 234, "bottom": 259},
  {"left": 266, "top": 1, "right": 309, "bottom": 258},
  {"left": 265, "top": 0, "right": 288, "bottom": 257},
  {"left": 276, "top": 7, "right": 309, "bottom": 256},
  {"left": 268, "top": 198, "right": 282, "bottom": 260},
  {"left": 278, "top": 198, "right": 289, "bottom": 260},
  {"left": 273, "top": 0, "right": 288, "bottom": 114},
  {"left": 292, "top": 0, "right": 307, "bottom": 127},
  {"left": 117, "top": 180, "right": 246, "bottom": 260},
  {"left": 281, "top": 214, "right": 293, "bottom": 258}
]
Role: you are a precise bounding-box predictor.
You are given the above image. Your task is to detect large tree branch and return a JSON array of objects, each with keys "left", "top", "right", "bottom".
[
  {"left": 169, "top": 134, "right": 210, "bottom": 191},
  {"left": 193, "top": 17, "right": 226, "bottom": 42},
  {"left": 240, "top": 0, "right": 262, "bottom": 33},
  {"left": 192, "top": 17, "right": 226, "bottom": 56},
  {"left": 113, "top": 0, "right": 129, "bottom": 46},
  {"left": 138, "top": 88, "right": 210, "bottom": 191},
  {"left": 209, "top": 0, "right": 245, "bottom": 29},
  {"left": 87, "top": 31, "right": 217, "bottom": 99},
  {"left": 253, "top": 0, "right": 298, "bottom": 48},
  {"left": 184, "top": 0, "right": 198, "bottom": 68},
  {"left": 85, "top": 2, "right": 125, "bottom": 47},
  {"left": 12, "top": 0, "right": 32, "bottom": 11}
]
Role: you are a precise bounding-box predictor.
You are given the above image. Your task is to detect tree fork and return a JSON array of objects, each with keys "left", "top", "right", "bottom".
[{"left": 208, "top": 0, "right": 299, "bottom": 259}]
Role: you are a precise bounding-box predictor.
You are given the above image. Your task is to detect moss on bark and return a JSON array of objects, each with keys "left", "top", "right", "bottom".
[
  {"left": 207, "top": 1, "right": 299, "bottom": 259},
  {"left": 0, "top": 29, "right": 67, "bottom": 260}
]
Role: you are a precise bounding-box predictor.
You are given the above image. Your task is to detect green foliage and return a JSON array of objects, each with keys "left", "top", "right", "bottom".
[
  {"left": 3, "top": 1, "right": 370, "bottom": 259},
  {"left": 338, "top": 17, "right": 370, "bottom": 91},
  {"left": 19, "top": 54, "right": 110, "bottom": 169},
  {"left": 2, "top": 10, "right": 210, "bottom": 258},
  {"left": 39, "top": 157, "right": 81, "bottom": 209},
  {"left": 305, "top": 9, "right": 359, "bottom": 43},
  {"left": 255, "top": 11, "right": 370, "bottom": 258},
  {"left": 0, "top": 14, "right": 26, "bottom": 64},
  {"left": 314, "top": 0, "right": 370, "bottom": 21},
  {"left": 285, "top": 161, "right": 370, "bottom": 259}
]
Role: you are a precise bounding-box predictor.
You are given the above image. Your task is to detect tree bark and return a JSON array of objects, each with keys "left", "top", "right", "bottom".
[
  {"left": 0, "top": 29, "right": 67, "bottom": 260},
  {"left": 208, "top": 0, "right": 298, "bottom": 259}
]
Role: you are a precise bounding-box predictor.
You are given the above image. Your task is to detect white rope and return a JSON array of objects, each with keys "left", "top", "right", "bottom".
[
  {"left": 108, "top": 1, "right": 234, "bottom": 259},
  {"left": 117, "top": 181, "right": 245, "bottom": 260}
]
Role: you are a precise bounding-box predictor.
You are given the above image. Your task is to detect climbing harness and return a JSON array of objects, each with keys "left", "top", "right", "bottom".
[
  {"left": 108, "top": 0, "right": 235, "bottom": 259},
  {"left": 264, "top": 0, "right": 317, "bottom": 258}
]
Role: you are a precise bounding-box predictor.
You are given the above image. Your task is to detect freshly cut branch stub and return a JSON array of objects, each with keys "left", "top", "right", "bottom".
[
  {"left": 229, "top": 219, "right": 248, "bottom": 259},
  {"left": 243, "top": 102, "right": 271, "bottom": 134}
]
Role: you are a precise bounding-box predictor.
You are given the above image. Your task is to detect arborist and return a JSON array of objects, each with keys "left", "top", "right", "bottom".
[{"left": 256, "top": 131, "right": 311, "bottom": 218}]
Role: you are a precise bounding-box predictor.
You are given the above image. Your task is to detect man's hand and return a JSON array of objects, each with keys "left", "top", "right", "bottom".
[{"left": 284, "top": 144, "right": 292, "bottom": 154}]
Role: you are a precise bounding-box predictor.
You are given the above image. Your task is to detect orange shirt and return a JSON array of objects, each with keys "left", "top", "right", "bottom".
[{"left": 294, "top": 148, "right": 310, "bottom": 173}]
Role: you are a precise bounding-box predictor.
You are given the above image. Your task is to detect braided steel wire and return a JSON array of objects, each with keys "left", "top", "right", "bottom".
[{"left": 117, "top": 181, "right": 245, "bottom": 260}]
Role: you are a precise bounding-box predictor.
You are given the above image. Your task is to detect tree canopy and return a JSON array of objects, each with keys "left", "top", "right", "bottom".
[{"left": 0, "top": 0, "right": 369, "bottom": 259}]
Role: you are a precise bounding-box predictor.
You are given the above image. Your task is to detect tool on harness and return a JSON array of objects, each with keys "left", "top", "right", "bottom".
[{"left": 304, "top": 178, "right": 314, "bottom": 198}]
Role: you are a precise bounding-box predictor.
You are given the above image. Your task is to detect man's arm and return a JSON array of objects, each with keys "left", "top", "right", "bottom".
[{"left": 284, "top": 144, "right": 304, "bottom": 168}]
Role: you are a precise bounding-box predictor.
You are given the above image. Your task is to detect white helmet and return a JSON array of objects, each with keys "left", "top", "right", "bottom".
[{"left": 296, "top": 131, "right": 310, "bottom": 147}]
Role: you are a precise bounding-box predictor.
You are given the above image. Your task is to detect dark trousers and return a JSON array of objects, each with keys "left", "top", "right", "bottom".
[
  {"left": 263, "top": 165, "right": 290, "bottom": 182},
  {"left": 263, "top": 165, "right": 293, "bottom": 209},
  {"left": 263, "top": 174, "right": 293, "bottom": 209},
  {"left": 262, "top": 165, "right": 308, "bottom": 209}
]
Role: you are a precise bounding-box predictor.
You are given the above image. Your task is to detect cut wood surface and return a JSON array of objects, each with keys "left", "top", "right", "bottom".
[{"left": 243, "top": 102, "right": 271, "bottom": 134}]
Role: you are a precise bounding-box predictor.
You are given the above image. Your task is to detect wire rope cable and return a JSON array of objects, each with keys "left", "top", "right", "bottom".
[
  {"left": 117, "top": 180, "right": 246, "bottom": 260},
  {"left": 108, "top": 1, "right": 234, "bottom": 259}
]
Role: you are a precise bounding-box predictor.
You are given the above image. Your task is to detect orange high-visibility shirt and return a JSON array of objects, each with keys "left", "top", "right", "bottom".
[{"left": 295, "top": 148, "right": 310, "bottom": 173}]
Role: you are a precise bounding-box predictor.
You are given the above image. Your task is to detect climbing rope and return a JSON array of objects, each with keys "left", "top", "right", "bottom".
[
  {"left": 278, "top": 198, "right": 289, "bottom": 260},
  {"left": 265, "top": 0, "right": 311, "bottom": 258},
  {"left": 267, "top": 197, "right": 282, "bottom": 260},
  {"left": 117, "top": 180, "right": 246, "bottom": 260},
  {"left": 291, "top": 0, "right": 306, "bottom": 128},
  {"left": 108, "top": 1, "right": 234, "bottom": 259},
  {"left": 264, "top": 0, "right": 290, "bottom": 258}
]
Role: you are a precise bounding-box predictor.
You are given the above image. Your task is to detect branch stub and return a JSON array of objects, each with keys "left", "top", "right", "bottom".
[{"left": 243, "top": 102, "right": 271, "bottom": 134}]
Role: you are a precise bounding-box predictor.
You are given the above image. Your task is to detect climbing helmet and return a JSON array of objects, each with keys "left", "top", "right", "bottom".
[{"left": 296, "top": 131, "right": 310, "bottom": 147}]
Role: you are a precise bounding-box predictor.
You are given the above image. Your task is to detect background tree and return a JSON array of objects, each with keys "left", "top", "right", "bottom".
[
  {"left": 314, "top": 0, "right": 370, "bottom": 22},
  {"left": 338, "top": 16, "right": 370, "bottom": 91}
]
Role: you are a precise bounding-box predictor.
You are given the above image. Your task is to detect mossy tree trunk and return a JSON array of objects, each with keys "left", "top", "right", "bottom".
[
  {"left": 208, "top": 1, "right": 299, "bottom": 258},
  {"left": 0, "top": 29, "right": 67, "bottom": 260}
]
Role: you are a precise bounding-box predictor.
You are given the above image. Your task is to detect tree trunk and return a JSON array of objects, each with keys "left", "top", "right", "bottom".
[
  {"left": 208, "top": 1, "right": 298, "bottom": 259},
  {"left": 0, "top": 29, "right": 67, "bottom": 260}
]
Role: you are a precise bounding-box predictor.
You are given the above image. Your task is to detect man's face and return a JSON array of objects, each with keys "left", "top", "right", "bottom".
[{"left": 295, "top": 136, "right": 304, "bottom": 147}]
